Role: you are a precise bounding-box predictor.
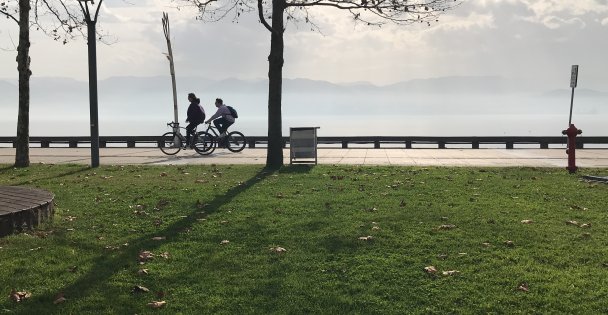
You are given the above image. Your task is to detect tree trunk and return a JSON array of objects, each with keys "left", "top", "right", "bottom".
[
  {"left": 265, "top": 0, "right": 285, "bottom": 169},
  {"left": 14, "top": 0, "right": 31, "bottom": 167}
]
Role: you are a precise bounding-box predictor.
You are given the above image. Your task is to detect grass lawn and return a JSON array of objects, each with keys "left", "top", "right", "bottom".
[{"left": 1, "top": 164, "right": 608, "bottom": 314}]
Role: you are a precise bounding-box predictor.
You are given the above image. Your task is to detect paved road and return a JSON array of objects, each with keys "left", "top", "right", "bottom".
[{"left": 1, "top": 148, "right": 608, "bottom": 167}]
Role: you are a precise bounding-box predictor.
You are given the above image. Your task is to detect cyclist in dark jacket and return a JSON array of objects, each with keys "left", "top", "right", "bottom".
[{"left": 186, "top": 93, "right": 205, "bottom": 148}]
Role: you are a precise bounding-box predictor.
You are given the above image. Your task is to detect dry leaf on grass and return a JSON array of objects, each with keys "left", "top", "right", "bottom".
[
  {"left": 358, "top": 236, "right": 373, "bottom": 241},
  {"left": 132, "top": 285, "right": 150, "bottom": 294},
  {"left": 220, "top": 240, "right": 230, "bottom": 245},
  {"left": 482, "top": 242, "right": 491, "bottom": 247},
  {"left": 566, "top": 220, "right": 579, "bottom": 226},
  {"left": 371, "top": 226, "right": 381, "bottom": 231},
  {"left": 580, "top": 223, "right": 592, "bottom": 228},
  {"left": 138, "top": 251, "right": 154, "bottom": 262},
  {"left": 424, "top": 266, "right": 437, "bottom": 274},
  {"left": 138, "top": 269, "right": 149, "bottom": 276},
  {"left": 442, "top": 270, "right": 460, "bottom": 276},
  {"left": 270, "top": 246, "right": 287, "bottom": 253},
  {"left": 504, "top": 240, "right": 515, "bottom": 247},
  {"left": 160, "top": 172, "right": 168, "bottom": 177},
  {"left": 9, "top": 289, "right": 31, "bottom": 303},
  {"left": 53, "top": 292, "right": 67, "bottom": 305},
  {"left": 520, "top": 220, "right": 533, "bottom": 224},
  {"left": 517, "top": 283, "right": 529, "bottom": 292},
  {"left": 151, "top": 237, "right": 166, "bottom": 241},
  {"left": 159, "top": 252, "right": 170, "bottom": 259},
  {"left": 148, "top": 300, "right": 167, "bottom": 309}
]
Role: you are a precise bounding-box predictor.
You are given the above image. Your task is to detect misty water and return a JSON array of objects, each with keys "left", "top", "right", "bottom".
[{"left": 0, "top": 77, "right": 606, "bottom": 138}]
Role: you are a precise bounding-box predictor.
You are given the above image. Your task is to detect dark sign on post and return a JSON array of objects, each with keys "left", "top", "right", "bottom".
[{"left": 570, "top": 65, "right": 578, "bottom": 88}]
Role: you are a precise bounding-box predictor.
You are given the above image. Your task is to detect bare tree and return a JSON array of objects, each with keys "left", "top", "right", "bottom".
[
  {"left": 173, "top": 0, "right": 460, "bottom": 168},
  {"left": 1, "top": 0, "right": 84, "bottom": 167}
]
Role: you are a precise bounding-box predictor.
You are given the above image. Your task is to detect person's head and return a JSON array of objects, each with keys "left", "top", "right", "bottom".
[
  {"left": 215, "top": 98, "right": 223, "bottom": 107},
  {"left": 188, "top": 93, "right": 196, "bottom": 102}
]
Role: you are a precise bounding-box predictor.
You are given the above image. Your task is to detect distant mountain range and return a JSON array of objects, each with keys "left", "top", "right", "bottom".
[{"left": 1, "top": 75, "right": 607, "bottom": 102}]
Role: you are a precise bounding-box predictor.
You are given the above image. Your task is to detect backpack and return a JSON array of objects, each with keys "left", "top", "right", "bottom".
[{"left": 227, "top": 105, "right": 238, "bottom": 118}]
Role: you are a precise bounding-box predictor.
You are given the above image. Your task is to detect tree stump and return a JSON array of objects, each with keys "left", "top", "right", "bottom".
[{"left": 0, "top": 186, "right": 54, "bottom": 237}]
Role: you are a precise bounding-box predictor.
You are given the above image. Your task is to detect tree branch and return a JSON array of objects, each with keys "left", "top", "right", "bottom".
[
  {"left": 258, "top": 0, "right": 274, "bottom": 33},
  {"left": 0, "top": 9, "right": 19, "bottom": 24}
]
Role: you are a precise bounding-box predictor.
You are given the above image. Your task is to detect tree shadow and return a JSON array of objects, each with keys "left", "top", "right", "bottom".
[
  {"left": 277, "top": 164, "right": 316, "bottom": 174},
  {"left": 2, "top": 166, "right": 91, "bottom": 187},
  {"left": 30, "top": 167, "right": 275, "bottom": 311}
]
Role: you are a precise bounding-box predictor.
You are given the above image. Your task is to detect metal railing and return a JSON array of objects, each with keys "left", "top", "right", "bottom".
[{"left": 1, "top": 136, "right": 608, "bottom": 149}]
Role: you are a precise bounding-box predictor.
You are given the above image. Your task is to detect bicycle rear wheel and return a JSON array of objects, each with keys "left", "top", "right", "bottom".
[
  {"left": 226, "top": 131, "right": 246, "bottom": 153},
  {"left": 159, "top": 132, "right": 182, "bottom": 155},
  {"left": 194, "top": 131, "right": 216, "bottom": 155}
]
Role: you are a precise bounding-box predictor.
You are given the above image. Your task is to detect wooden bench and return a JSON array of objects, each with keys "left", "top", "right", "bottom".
[{"left": 0, "top": 186, "right": 54, "bottom": 237}]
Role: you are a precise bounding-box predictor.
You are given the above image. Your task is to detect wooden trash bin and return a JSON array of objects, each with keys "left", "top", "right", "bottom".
[{"left": 290, "top": 127, "right": 320, "bottom": 164}]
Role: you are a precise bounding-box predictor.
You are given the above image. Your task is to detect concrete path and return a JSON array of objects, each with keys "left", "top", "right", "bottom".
[{"left": 1, "top": 148, "right": 608, "bottom": 167}]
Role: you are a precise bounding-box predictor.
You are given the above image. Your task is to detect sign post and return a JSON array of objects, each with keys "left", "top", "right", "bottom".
[{"left": 568, "top": 65, "right": 578, "bottom": 125}]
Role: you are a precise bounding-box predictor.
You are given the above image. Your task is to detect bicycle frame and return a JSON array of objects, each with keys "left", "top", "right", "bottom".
[{"left": 167, "top": 122, "right": 200, "bottom": 147}]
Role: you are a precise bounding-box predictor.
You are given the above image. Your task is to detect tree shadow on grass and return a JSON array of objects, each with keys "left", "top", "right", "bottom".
[
  {"left": 2, "top": 166, "right": 91, "bottom": 187},
  {"left": 22, "top": 167, "right": 275, "bottom": 312},
  {"left": 278, "top": 164, "right": 316, "bottom": 174}
]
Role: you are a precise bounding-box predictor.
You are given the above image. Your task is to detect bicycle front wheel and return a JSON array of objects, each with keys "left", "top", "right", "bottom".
[
  {"left": 226, "top": 131, "right": 246, "bottom": 153},
  {"left": 194, "top": 131, "right": 216, "bottom": 155},
  {"left": 159, "top": 132, "right": 182, "bottom": 155}
]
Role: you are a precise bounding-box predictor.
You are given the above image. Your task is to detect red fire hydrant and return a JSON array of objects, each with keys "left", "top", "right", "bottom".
[{"left": 561, "top": 124, "right": 582, "bottom": 173}]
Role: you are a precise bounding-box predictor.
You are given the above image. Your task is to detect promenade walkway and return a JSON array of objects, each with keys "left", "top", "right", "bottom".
[{"left": 1, "top": 148, "right": 607, "bottom": 167}]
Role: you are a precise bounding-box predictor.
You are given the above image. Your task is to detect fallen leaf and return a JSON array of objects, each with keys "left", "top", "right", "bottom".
[
  {"left": 517, "top": 282, "right": 529, "bottom": 292},
  {"left": 424, "top": 266, "right": 437, "bottom": 274},
  {"left": 358, "top": 236, "right": 373, "bottom": 241},
  {"left": 520, "top": 220, "right": 533, "bottom": 224},
  {"left": 151, "top": 237, "right": 166, "bottom": 241},
  {"left": 160, "top": 172, "right": 168, "bottom": 177},
  {"left": 138, "top": 269, "right": 149, "bottom": 276},
  {"left": 159, "top": 252, "right": 170, "bottom": 259},
  {"left": 53, "top": 292, "right": 66, "bottom": 305},
  {"left": 9, "top": 289, "right": 31, "bottom": 303},
  {"left": 220, "top": 220, "right": 229, "bottom": 224},
  {"left": 580, "top": 223, "right": 592, "bottom": 228},
  {"left": 371, "top": 226, "right": 381, "bottom": 231},
  {"left": 132, "top": 285, "right": 150, "bottom": 294},
  {"left": 138, "top": 251, "right": 154, "bottom": 262},
  {"left": 437, "top": 254, "right": 448, "bottom": 260},
  {"left": 195, "top": 179, "right": 206, "bottom": 184},
  {"left": 270, "top": 246, "right": 287, "bottom": 253},
  {"left": 442, "top": 270, "right": 460, "bottom": 276},
  {"left": 147, "top": 301, "right": 167, "bottom": 309},
  {"left": 482, "top": 242, "right": 491, "bottom": 247},
  {"left": 566, "top": 220, "right": 579, "bottom": 226},
  {"left": 220, "top": 240, "right": 230, "bottom": 245},
  {"left": 504, "top": 240, "right": 515, "bottom": 247}
]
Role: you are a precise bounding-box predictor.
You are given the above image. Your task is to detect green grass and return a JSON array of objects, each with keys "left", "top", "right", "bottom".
[{"left": 1, "top": 164, "right": 608, "bottom": 314}]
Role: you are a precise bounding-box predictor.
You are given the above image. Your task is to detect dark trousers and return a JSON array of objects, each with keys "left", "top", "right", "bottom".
[
  {"left": 213, "top": 118, "right": 233, "bottom": 134},
  {"left": 186, "top": 122, "right": 201, "bottom": 145}
]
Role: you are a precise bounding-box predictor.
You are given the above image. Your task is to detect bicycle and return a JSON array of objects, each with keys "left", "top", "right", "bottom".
[
  {"left": 196, "top": 123, "right": 246, "bottom": 155},
  {"left": 159, "top": 122, "right": 209, "bottom": 155}
]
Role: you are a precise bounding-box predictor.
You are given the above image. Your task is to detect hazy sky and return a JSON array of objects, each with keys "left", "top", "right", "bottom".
[{"left": 1, "top": 0, "right": 607, "bottom": 90}]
